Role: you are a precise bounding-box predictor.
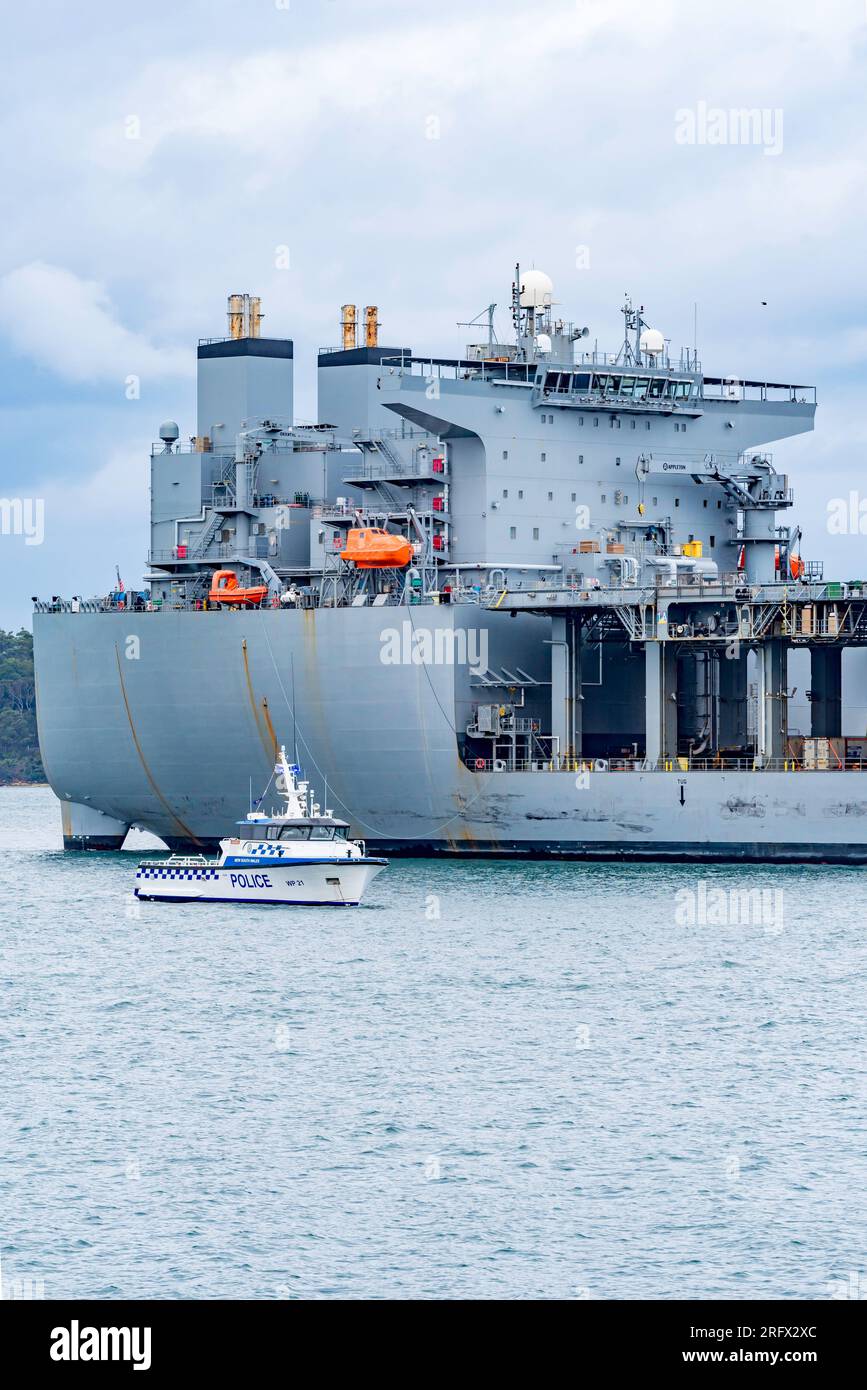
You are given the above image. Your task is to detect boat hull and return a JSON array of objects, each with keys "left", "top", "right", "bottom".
[
  {"left": 33, "top": 607, "right": 867, "bottom": 863},
  {"left": 134, "top": 858, "right": 386, "bottom": 906}
]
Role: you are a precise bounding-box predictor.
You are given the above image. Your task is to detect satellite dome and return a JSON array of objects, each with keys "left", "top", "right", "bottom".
[
  {"left": 520, "top": 270, "right": 554, "bottom": 309},
  {"left": 639, "top": 328, "right": 665, "bottom": 357},
  {"left": 535, "top": 333, "right": 553, "bottom": 355},
  {"left": 159, "top": 421, "right": 180, "bottom": 441}
]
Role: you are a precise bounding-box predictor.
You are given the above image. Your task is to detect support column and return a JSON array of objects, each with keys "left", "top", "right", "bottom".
[
  {"left": 572, "top": 618, "right": 583, "bottom": 759},
  {"left": 645, "top": 642, "right": 678, "bottom": 763},
  {"left": 662, "top": 643, "right": 678, "bottom": 760},
  {"left": 550, "top": 615, "right": 568, "bottom": 766},
  {"left": 758, "top": 639, "right": 788, "bottom": 763},
  {"left": 645, "top": 642, "right": 661, "bottom": 764},
  {"left": 718, "top": 646, "right": 748, "bottom": 751},
  {"left": 810, "top": 646, "right": 842, "bottom": 738}
]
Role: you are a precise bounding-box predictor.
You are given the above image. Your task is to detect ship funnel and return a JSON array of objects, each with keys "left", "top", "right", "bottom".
[
  {"left": 364, "top": 305, "right": 379, "bottom": 348},
  {"left": 341, "top": 304, "right": 358, "bottom": 351},
  {"left": 227, "top": 293, "right": 263, "bottom": 339}
]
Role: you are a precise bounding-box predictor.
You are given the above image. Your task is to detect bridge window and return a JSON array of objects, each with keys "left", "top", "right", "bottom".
[
  {"left": 279, "top": 826, "right": 311, "bottom": 840},
  {"left": 574, "top": 374, "right": 590, "bottom": 392},
  {"left": 310, "top": 826, "right": 336, "bottom": 840}
]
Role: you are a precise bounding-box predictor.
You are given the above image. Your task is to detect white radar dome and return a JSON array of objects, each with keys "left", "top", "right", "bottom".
[
  {"left": 520, "top": 270, "right": 554, "bottom": 309},
  {"left": 535, "top": 333, "right": 553, "bottom": 355},
  {"left": 639, "top": 328, "right": 665, "bottom": 356},
  {"left": 159, "top": 420, "right": 180, "bottom": 441}
]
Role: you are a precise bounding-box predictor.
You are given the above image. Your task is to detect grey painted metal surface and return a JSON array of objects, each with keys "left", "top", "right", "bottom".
[
  {"left": 30, "top": 275, "right": 867, "bottom": 859},
  {"left": 33, "top": 606, "right": 867, "bottom": 860}
]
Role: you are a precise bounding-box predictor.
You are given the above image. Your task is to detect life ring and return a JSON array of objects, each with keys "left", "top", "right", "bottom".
[
  {"left": 474, "top": 758, "right": 486, "bottom": 771},
  {"left": 593, "top": 758, "right": 609, "bottom": 772}
]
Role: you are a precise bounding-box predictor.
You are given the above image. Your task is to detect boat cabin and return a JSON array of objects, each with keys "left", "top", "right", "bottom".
[{"left": 236, "top": 816, "right": 351, "bottom": 842}]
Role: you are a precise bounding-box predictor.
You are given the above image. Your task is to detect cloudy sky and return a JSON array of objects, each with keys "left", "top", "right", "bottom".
[{"left": 2, "top": 0, "right": 866, "bottom": 629}]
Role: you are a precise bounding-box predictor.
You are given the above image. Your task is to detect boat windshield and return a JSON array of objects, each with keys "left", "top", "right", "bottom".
[{"left": 258, "top": 824, "right": 350, "bottom": 841}]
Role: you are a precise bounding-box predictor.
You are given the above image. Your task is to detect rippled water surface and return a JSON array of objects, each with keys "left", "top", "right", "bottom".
[{"left": 2, "top": 787, "right": 865, "bottom": 1300}]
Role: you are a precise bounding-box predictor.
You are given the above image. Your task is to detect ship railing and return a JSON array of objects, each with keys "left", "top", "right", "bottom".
[
  {"left": 380, "top": 354, "right": 539, "bottom": 386},
  {"left": 463, "top": 755, "right": 867, "bottom": 774},
  {"left": 700, "top": 379, "right": 816, "bottom": 405}
]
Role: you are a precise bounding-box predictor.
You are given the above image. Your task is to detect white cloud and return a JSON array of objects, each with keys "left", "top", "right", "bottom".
[{"left": 0, "top": 263, "right": 194, "bottom": 384}]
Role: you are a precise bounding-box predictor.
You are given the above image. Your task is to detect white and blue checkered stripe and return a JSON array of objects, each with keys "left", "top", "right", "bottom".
[{"left": 136, "top": 867, "right": 220, "bottom": 881}]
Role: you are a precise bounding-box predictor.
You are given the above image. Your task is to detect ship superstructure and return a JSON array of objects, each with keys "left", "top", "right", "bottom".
[{"left": 32, "top": 276, "right": 867, "bottom": 860}]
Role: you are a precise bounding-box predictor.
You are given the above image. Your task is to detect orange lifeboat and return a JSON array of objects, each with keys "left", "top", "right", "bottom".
[
  {"left": 208, "top": 570, "right": 269, "bottom": 607},
  {"left": 340, "top": 527, "right": 413, "bottom": 569},
  {"left": 775, "top": 547, "right": 805, "bottom": 580}
]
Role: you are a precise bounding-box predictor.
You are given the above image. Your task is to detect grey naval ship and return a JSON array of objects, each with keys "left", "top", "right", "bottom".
[{"left": 32, "top": 276, "right": 867, "bottom": 861}]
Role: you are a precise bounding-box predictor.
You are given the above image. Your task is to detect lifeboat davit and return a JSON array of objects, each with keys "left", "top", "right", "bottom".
[
  {"left": 208, "top": 570, "right": 269, "bottom": 607},
  {"left": 340, "top": 527, "right": 413, "bottom": 569}
]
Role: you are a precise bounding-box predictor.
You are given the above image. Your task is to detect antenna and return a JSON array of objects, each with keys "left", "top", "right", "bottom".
[
  {"left": 291, "top": 655, "right": 298, "bottom": 765},
  {"left": 457, "top": 304, "right": 498, "bottom": 352}
]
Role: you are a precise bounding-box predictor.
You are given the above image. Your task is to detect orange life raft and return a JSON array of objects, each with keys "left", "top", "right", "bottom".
[
  {"left": 340, "top": 528, "right": 413, "bottom": 569},
  {"left": 737, "top": 546, "right": 805, "bottom": 580},
  {"left": 208, "top": 570, "right": 269, "bottom": 607}
]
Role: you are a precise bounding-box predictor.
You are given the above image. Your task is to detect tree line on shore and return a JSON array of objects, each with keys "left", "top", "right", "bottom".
[{"left": 0, "top": 629, "right": 45, "bottom": 784}]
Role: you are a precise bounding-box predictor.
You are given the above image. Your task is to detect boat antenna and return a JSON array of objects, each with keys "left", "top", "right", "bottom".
[{"left": 291, "top": 655, "right": 298, "bottom": 765}]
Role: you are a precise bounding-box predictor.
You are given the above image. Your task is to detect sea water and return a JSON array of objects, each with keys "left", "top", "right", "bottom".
[{"left": 2, "top": 787, "right": 865, "bottom": 1300}]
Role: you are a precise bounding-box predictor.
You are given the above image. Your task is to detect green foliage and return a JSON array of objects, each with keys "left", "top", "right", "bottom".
[{"left": 0, "top": 629, "right": 45, "bottom": 784}]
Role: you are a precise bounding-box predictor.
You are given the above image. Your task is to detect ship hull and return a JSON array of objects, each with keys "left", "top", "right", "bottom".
[{"left": 33, "top": 608, "right": 867, "bottom": 863}]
